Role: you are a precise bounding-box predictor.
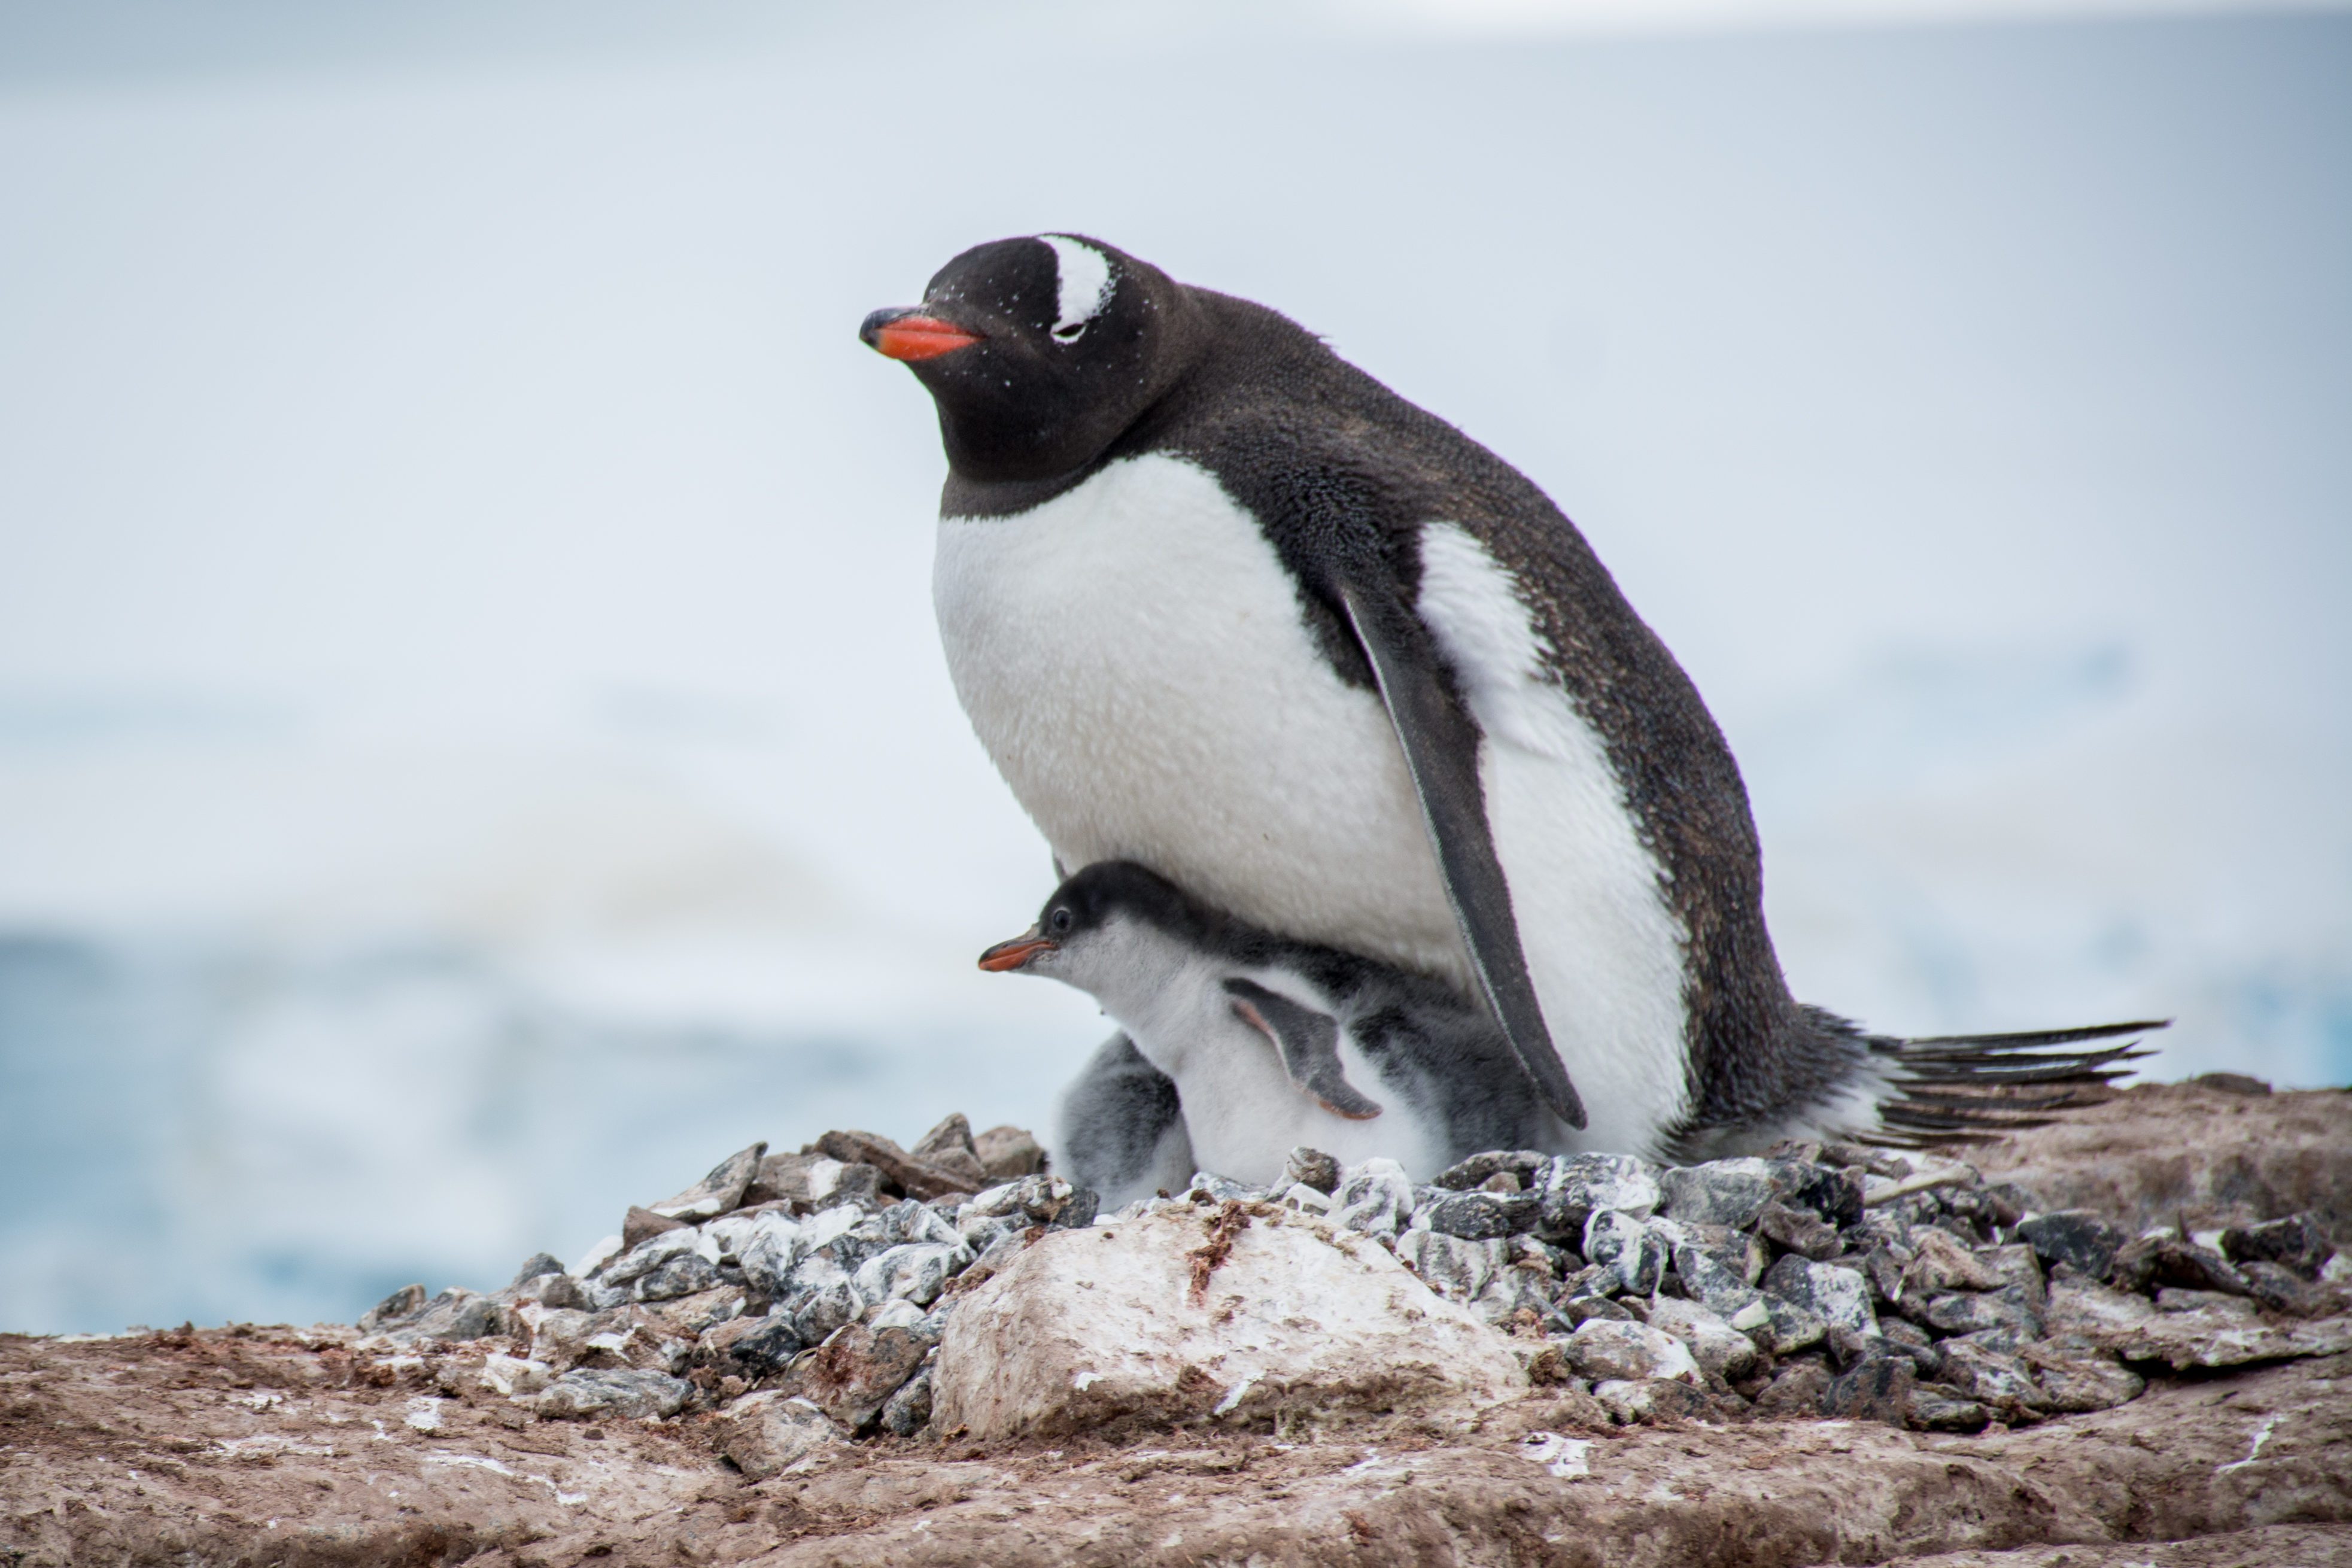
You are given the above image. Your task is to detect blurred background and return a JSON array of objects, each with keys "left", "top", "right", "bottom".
[{"left": 1, "top": 0, "right": 2345, "bottom": 1336}]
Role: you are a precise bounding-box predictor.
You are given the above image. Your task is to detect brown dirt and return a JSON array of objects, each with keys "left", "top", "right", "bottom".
[{"left": 1973, "top": 1081, "right": 2352, "bottom": 1241}]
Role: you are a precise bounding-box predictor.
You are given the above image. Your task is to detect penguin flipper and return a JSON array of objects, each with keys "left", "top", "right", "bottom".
[
  {"left": 1223, "top": 977, "right": 1382, "bottom": 1121},
  {"left": 1335, "top": 581, "right": 1588, "bottom": 1130}
]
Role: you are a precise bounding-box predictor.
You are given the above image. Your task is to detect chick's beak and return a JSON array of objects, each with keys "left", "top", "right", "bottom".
[
  {"left": 861, "top": 306, "right": 983, "bottom": 361},
  {"left": 977, "top": 929, "right": 1056, "bottom": 973}
]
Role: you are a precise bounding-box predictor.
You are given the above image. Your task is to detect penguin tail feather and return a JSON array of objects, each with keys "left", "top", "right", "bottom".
[{"left": 1861, "top": 1018, "right": 2165, "bottom": 1148}]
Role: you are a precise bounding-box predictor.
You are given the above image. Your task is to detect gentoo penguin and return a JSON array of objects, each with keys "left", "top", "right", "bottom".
[
  {"left": 979, "top": 861, "right": 1556, "bottom": 1204},
  {"left": 862, "top": 233, "right": 2161, "bottom": 1162}
]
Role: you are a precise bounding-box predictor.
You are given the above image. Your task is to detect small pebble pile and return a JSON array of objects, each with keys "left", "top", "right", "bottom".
[{"left": 356, "top": 1117, "right": 2348, "bottom": 1463}]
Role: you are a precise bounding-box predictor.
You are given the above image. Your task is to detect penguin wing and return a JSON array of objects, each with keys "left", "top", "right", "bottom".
[
  {"left": 1222, "top": 978, "right": 1382, "bottom": 1121},
  {"left": 1335, "top": 579, "right": 1588, "bottom": 1130}
]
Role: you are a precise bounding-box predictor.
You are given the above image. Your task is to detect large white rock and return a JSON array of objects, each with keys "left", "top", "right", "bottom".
[{"left": 931, "top": 1202, "right": 1527, "bottom": 1439}]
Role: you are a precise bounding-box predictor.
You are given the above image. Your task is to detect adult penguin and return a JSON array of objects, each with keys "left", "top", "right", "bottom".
[{"left": 861, "top": 233, "right": 2153, "bottom": 1166}]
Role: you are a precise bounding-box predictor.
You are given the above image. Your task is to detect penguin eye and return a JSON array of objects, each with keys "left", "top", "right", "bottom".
[
  {"left": 1049, "top": 907, "right": 1074, "bottom": 934},
  {"left": 1050, "top": 321, "right": 1085, "bottom": 344}
]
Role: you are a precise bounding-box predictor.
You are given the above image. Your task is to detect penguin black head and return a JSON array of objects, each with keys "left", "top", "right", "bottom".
[
  {"left": 976, "top": 861, "right": 1209, "bottom": 984},
  {"left": 859, "top": 235, "right": 1204, "bottom": 484}
]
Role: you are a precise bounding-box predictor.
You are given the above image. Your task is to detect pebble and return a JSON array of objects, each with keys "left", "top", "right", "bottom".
[
  {"left": 1281, "top": 1146, "right": 1342, "bottom": 1195},
  {"left": 718, "top": 1392, "right": 844, "bottom": 1479},
  {"left": 1583, "top": 1210, "right": 1668, "bottom": 1296},
  {"left": 1821, "top": 1355, "right": 1915, "bottom": 1424},
  {"left": 1560, "top": 1320, "right": 1702, "bottom": 1385},
  {"left": 2016, "top": 1210, "right": 2130, "bottom": 1281},
  {"left": 1330, "top": 1158, "right": 1414, "bottom": 1239},
  {"left": 353, "top": 1113, "right": 2347, "bottom": 1447},
  {"left": 2220, "top": 1213, "right": 2332, "bottom": 1278},
  {"left": 1644, "top": 1295, "right": 1760, "bottom": 1382},
  {"left": 532, "top": 1368, "right": 692, "bottom": 1420},
  {"left": 1532, "top": 1153, "right": 1663, "bottom": 1242},
  {"left": 1761, "top": 1254, "right": 1878, "bottom": 1338}
]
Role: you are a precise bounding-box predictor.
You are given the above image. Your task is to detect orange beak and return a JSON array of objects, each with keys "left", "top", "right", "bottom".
[
  {"left": 861, "top": 309, "right": 982, "bottom": 362},
  {"left": 977, "top": 932, "right": 1056, "bottom": 973}
]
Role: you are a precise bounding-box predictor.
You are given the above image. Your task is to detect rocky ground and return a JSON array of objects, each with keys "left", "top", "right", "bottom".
[{"left": 5, "top": 1078, "right": 2349, "bottom": 1567}]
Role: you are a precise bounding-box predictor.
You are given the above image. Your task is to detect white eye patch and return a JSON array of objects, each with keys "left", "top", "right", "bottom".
[{"left": 1039, "top": 234, "right": 1113, "bottom": 342}]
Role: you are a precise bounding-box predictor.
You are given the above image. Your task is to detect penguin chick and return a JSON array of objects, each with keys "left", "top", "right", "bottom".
[{"left": 979, "top": 861, "right": 1561, "bottom": 1197}]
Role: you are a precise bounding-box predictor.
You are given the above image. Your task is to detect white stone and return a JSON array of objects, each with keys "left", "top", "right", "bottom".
[
  {"left": 931, "top": 1203, "right": 1525, "bottom": 1439},
  {"left": 716, "top": 1393, "right": 843, "bottom": 1479},
  {"left": 1643, "top": 1296, "right": 1760, "bottom": 1382},
  {"left": 1560, "top": 1319, "right": 1701, "bottom": 1385},
  {"left": 1330, "top": 1158, "right": 1414, "bottom": 1240},
  {"left": 476, "top": 1354, "right": 554, "bottom": 1397}
]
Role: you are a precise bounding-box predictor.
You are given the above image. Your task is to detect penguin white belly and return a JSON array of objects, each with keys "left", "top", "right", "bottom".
[
  {"left": 1414, "top": 524, "right": 1692, "bottom": 1156},
  {"left": 934, "top": 452, "right": 1466, "bottom": 984}
]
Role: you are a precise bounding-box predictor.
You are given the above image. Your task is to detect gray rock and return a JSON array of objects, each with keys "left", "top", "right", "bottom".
[
  {"left": 1584, "top": 1210, "right": 1668, "bottom": 1296},
  {"left": 852, "top": 1241, "right": 975, "bottom": 1308},
  {"left": 1917, "top": 1287, "right": 2042, "bottom": 1339},
  {"left": 2016, "top": 1211, "right": 2130, "bottom": 1281},
  {"left": 2220, "top": 1213, "right": 2333, "bottom": 1279},
  {"left": 1394, "top": 1228, "right": 1503, "bottom": 1306},
  {"left": 508, "top": 1253, "right": 567, "bottom": 1288},
  {"left": 880, "top": 1366, "right": 934, "bottom": 1436},
  {"left": 1762, "top": 1254, "right": 1877, "bottom": 1338},
  {"left": 1591, "top": 1376, "right": 1715, "bottom": 1424},
  {"left": 794, "top": 1320, "right": 937, "bottom": 1431},
  {"left": 600, "top": 1229, "right": 702, "bottom": 1289},
  {"left": 1330, "top": 1158, "right": 1414, "bottom": 1240},
  {"left": 1668, "top": 1235, "right": 1762, "bottom": 1317},
  {"left": 1901, "top": 1229, "right": 2001, "bottom": 1296},
  {"left": 2110, "top": 1232, "right": 2256, "bottom": 1297},
  {"left": 1675, "top": 1223, "right": 1768, "bottom": 1286},
  {"left": 1660, "top": 1157, "right": 1788, "bottom": 1229},
  {"left": 1431, "top": 1150, "right": 1549, "bottom": 1190},
  {"left": 1756, "top": 1202, "right": 1844, "bottom": 1262},
  {"left": 788, "top": 1277, "right": 866, "bottom": 1345},
  {"left": 703, "top": 1312, "right": 804, "bottom": 1377},
  {"left": 2023, "top": 1348, "right": 2144, "bottom": 1414},
  {"left": 1562, "top": 1293, "right": 1634, "bottom": 1326},
  {"left": 358, "top": 1284, "right": 427, "bottom": 1332},
  {"left": 968, "top": 1174, "right": 1081, "bottom": 1224},
  {"left": 1752, "top": 1357, "right": 1833, "bottom": 1417},
  {"left": 2238, "top": 1259, "right": 2335, "bottom": 1315},
  {"left": 1778, "top": 1163, "right": 1866, "bottom": 1229},
  {"left": 728, "top": 1212, "right": 807, "bottom": 1297},
  {"left": 1185, "top": 1173, "right": 1263, "bottom": 1204},
  {"left": 1906, "top": 1384, "right": 1989, "bottom": 1432},
  {"left": 1056, "top": 1187, "right": 1101, "bottom": 1229},
  {"left": 1561, "top": 1320, "right": 1701, "bottom": 1384},
  {"left": 1531, "top": 1153, "right": 1663, "bottom": 1242},
  {"left": 1423, "top": 1188, "right": 1539, "bottom": 1241},
  {"left": 717, "top": 1392, "right": 843, "bottom": 1479},
  {"left": 1822, "top": 1356, "right": 1915, "bottom": 1425},
  {"left": 1935, "top": 1338, "right": 2046, "bottom": 1418},
  {"left": 971, "top": 1125, "right": 1047, "bottom": 1180},
  {"left": 649, "top": 1142, "right": 767, "bottom": 1223},
  {"left": 877, "top": 1199, "right": 966, "bottom": 1249},
  {"left": 1737, "top": 1292, "right": 1828, "bottom": 1358},
  {"left": 1280, "top": 1147, "right": 1341, "bottom": 1195},
  {"left": 907, "top": 1113, "right": 992, "bottom": 1192},
  {"left": 531, "top": 1368, "right": 692, "bottom": 1420},
  {"left": 1643, "top": 1296, "right": 1760, "bottom": 1382},
  {"left": 1974, "top": 1244, "right": 2048, "bottom": 1311},
  {"left": 633, "top": 1252, "right": 724, "bottom": 1303},
  {"left": 395, "top": 1288, "right": 506, "bottom": 1342}
]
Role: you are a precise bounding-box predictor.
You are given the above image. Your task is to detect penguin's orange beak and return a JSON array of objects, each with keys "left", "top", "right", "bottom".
[
  {"left": 977, "top": 930, "right": 1056, "bottom": 973},
  {"left": 861, "top": 308, "right": 982, "bottom": 361}
]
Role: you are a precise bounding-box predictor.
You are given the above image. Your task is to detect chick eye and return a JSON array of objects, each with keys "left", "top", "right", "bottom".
[
  {"left": 1049, "top": 907, "right": 1074, "bottom": 934},
  {"left": 1050, "top": 321, "right": 1085, "bottom": 344}
]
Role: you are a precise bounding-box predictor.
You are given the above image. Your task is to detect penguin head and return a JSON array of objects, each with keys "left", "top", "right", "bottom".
[
  {"left": 860, "top": 235, "right": 1203, "bottom": 484},
  {"left": 976, "top": 860, "right": 1207, "bottom": 1004}
]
